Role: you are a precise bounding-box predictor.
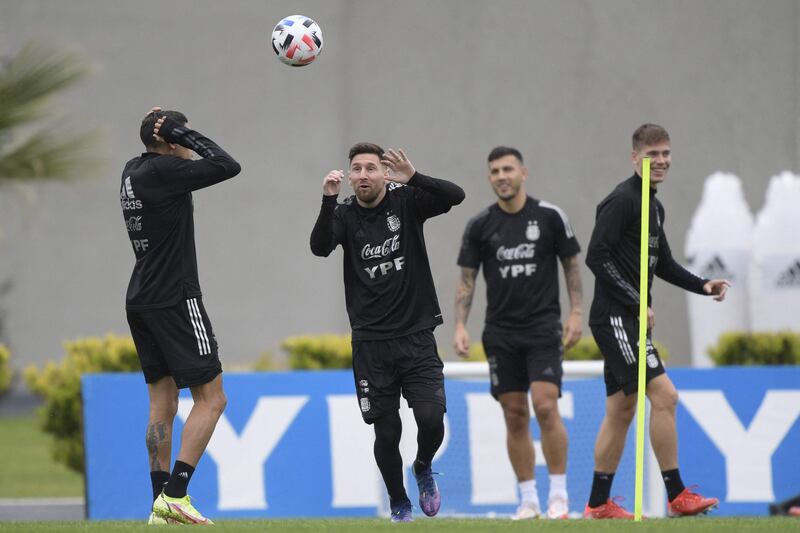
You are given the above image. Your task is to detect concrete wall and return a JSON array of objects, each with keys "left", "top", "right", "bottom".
[{"left": 1, "top": 0, "right": 797, "bottom": 368}]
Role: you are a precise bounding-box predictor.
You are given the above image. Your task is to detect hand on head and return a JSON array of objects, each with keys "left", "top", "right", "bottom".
[{"left": 145, "top": 106, "right": 166, "bottom": 143}]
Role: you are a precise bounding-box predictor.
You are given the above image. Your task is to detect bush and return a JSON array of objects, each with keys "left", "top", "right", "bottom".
[
  {"left": 708, "top": 331, "right": 800, "bottom": 366},
  {"left": 462, "top": 336, "right": 669, "bottom": 362},
  {"left": 252, "top": 349, "right": 288, "bottom": 371},
  {"left": 23, "top": 334, "right": 140, "bottom": 473},
  {"left": 281, "top": 334, "right": 352, "bottom": 370},
  {"left": 0, "top": 344, "right": 12, "bottom": 395}
]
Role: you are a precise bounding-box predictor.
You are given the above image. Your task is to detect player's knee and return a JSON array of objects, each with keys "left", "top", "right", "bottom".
[
  {"left": 502, "top": 405, "right": 529, "bottom": 434},
  {"left": 413, "top": 403, "right": 444, "bottom": 433},
  {"left": 610, "top": 400, "right": 637, "bottom": 423},
  {"left": 374, "top": 413, "right": 403, "bottom": 446},
  {"left": 532, "top": 399, "right": 559, "bottom": 427},
  {"left": 652, "top": 386, "right": 678, "bottom": 412},
  {"left": 209, "top": 391, "right": 227, "bottom": 416}
]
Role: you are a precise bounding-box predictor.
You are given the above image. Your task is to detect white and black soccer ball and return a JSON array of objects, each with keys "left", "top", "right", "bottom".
[{"left": 271, "top": 15, "right": 323, "bottom": 67}]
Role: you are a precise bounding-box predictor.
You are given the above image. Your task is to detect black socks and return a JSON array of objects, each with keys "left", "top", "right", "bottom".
[
  {"left": 662, "top": 468, "right": 686, "bottom": 502},
  {"left": 164, "top": 460, "right": 195, "bottom": 499},
  {"left": 588, "top": 471, "right": 615, "bottom": 508},
  {"left": 150, "top": 471, "right": 169, "bottom": 501}
]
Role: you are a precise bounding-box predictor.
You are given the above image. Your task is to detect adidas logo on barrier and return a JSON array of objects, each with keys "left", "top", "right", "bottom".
[
  {"left": 699, "top": 255, "right": 735, "bottom": 282},
  {"left": 776, "top": 260, "right": 800, "bottom": 287}
]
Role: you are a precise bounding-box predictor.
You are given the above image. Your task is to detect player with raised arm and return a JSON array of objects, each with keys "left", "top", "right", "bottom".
[
  {"left": 310, "top": 143, "right": 464, "bottom": 522},
  {"left": 583, "top": 124, "right": 729, "bottom": 519},
  {"left": 454, "top": 146, "right": 583, "bottom": 520},
  {"left": 121, "top": 107, "right": 241, "bottom": 525}
]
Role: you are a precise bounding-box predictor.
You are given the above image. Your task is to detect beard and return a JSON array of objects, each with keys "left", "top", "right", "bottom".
[
  {"left": 493, "top": 182, "right": 520, "bottom": 201},
  {"left": 355, "top": 185, "right": 382, "bottom": 204}
]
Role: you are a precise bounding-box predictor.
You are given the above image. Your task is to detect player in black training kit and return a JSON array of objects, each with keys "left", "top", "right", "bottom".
[
  {"left": 583, "top": 124, "right": 729, "bottom": 519},
  {"left": 310, "top": 143, "right": 464, "bottom": 522},
  {"left": 121, "top": 107, "right": 241, "bottom": 525},
  {"left": 454, "top": 147, "right": 582, "bottom": 520}
]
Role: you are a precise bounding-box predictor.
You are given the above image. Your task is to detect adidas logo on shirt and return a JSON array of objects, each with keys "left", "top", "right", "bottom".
[{"left": 120, "top": 176, "right": 142, "bottom": 210}]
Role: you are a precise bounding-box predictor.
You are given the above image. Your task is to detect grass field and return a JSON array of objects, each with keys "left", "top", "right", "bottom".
[
  {"left": 0, "top": 518, "right": 797, "bottom": 532},
  {"left": 0, "top": 415, "right": 83, "bottom": 498}
]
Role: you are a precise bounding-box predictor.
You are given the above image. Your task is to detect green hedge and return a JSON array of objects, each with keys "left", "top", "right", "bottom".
[
  {"left": 23, "top": 334, "right": 140, "bottom": 473},
  {"left": 465, "top": 336, "right": 669, "bottom": 362},
  {"left": 0, "top": 344, "right": 12, "bottom": 395},
  {"left": 709, "top": 331, "right": 800, "bottom": 365},
  {"left": 280, "top": 334, "right": 352, "bottom": 370},
  {"left": 271, "top": 333, "right": 672, "bottom": 368}
]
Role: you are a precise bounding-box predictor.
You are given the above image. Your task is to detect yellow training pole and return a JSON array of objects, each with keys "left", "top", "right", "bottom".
[{"left": 634, "top": 157, "right": 651, "bottom": 521}]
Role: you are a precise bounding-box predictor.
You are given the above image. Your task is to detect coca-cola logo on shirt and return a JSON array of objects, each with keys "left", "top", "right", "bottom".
[
  {"left": 361, "top": 234, "right": 401, "bottom": 260},
  {"left": 496, "top": 243, "right": 536, "bottom": 261}
]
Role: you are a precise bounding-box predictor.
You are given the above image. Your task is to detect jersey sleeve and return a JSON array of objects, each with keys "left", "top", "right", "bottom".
[
  {"left": 654, "top": 203, "right": 709, "bottom": 294},
  {"left": 407, "top": 172, "right": 465, "bottom": 221},
  {"left": 153, "top": 120, "right": 241, "bottom": 195},
  {"left": 585, "top": 193, "right": 641, "bottom": 308},
  {"left": 457, "top": 215, "right": 483, "bottom": 270},
  {"left": 540, "top": 200, "right": 581, "bottom": 259},
  {"left": 310, "top": 195, "right": 345, "bottom": 257}
]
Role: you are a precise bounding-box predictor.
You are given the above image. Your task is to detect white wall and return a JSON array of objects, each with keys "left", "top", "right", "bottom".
[{"left": 0, "top": 0, "right": 797, "bottom": 368}]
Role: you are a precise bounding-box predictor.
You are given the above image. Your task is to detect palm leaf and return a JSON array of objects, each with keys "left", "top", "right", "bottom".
[
  {"left": 0, "top": 129, "right": 99, "bottom": 183},
  {"left": 0, "top": 42, "right": 98, "bottom": 184},
  {"left": 0, "top": 42, "right": 89, "bottom": 133}
]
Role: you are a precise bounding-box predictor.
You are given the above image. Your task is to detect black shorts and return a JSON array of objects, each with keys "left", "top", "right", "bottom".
[
  {"left": 482, "top": 329, "right": 564, "bottom": 400},
  {"left": 591, "top": 314, "right": 665, "bottom": 397},
  {"left": 351, "top": 329, "right": 446, "bottom": 424},
  {"left": 126, "top": 297, "right": 222, "bottom": 389}
]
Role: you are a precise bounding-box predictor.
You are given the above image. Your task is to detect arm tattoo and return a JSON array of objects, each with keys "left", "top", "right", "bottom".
[
  {"left": 146, "top": 422, "right": 168, "bottom": 471},
  {"left": 455, "top": 267, "right": 478, "bottom": 325},
  {"left": 561, "top": 255, "right": 583, "bottom": 312}
]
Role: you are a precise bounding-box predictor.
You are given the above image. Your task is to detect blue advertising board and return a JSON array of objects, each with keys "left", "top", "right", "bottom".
[{"left": 82, "top": 367, "right": 800, "bottom": 519}]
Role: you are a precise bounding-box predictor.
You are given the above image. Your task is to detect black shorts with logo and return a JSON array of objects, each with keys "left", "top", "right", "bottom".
[
  {"left": 590, "top": 313, "right": 665, "bottom": 397},
  {"left": 351, "top": 328, "right": 446, "bottom": 424},
  {"left": 482, "top": 328, "right": 564, "bottom": 400},
  {"left": 126, "top": 297, "right": 222, "bottom": 389}
]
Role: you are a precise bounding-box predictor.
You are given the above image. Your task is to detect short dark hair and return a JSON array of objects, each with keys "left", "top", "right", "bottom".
[
  {"left": 140, "top": 110, "right": 188, "bottom": 149},
  {"left": 487, "top": 146, "right": 523, "bottom": 164},
  {"left": 632, "top": 123, "right": 670, "bottom": 151},
  {"left": 348, "top": 142, "right": 384, "bottom": 162}
]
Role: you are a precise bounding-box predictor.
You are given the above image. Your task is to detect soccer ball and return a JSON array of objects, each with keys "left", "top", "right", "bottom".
[{"left": 271, "top": 15, "right": 323, "bottom": 67}]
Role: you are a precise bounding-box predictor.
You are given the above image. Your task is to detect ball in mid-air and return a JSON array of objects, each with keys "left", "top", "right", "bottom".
[{"left": 271, "top": 15, "right": 323, "bottom": 67}]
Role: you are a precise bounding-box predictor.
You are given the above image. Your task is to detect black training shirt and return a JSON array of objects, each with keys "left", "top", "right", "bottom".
[
  {"left": 458, "top": 196, "right": 580, "bottom": 334},
  {"left": 310, "top": 172, "right": 465, "bottom": 340},
  {"left": 120, "top": 119, "right": 241, "bottom": 310},
  {"left": 585, "top": 174, "right": 708, "bottom": 324}
]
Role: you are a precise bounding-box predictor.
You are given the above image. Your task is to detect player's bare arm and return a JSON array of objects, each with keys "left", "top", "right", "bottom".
[
  {"left": 453, "top": 266, "right": 478, "bottom": 358},
  {"left": 323, "top": 170, "right": 344, "bottom": 196},
  {"left": 560, "top": 254, "right": 583, "bottom": 349},
  {"left": 703, "top": 279, "right": 730, "bottom": 302},
  {"left": 381, "top": 148, "right": 416, "bottom": 183}
]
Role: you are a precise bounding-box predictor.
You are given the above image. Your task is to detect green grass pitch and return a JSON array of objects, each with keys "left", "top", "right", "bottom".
[{"left": 0, "top": 518, "right": 798, "bottom": 532}]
